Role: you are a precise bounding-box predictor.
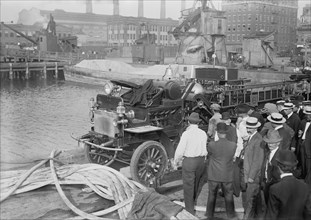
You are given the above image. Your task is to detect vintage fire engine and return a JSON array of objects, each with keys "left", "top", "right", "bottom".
[{"left": 72, "top": 65, "right": 305, "bottom": 187}]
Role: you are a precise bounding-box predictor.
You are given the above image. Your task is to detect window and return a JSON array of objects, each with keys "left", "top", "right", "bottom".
[
  {"left": 242, "top": 24, "right": 246, "bottom": 32},
  {"left": 232, "top": 25, "right": 236, "bottom": 32},
  {"left": 228, "top": 25, "right": 231, "bottom": 32},
  {"left": 217, "top": 19, "right": 222, "bottom": 32},
  {"left": 10, "top": 32, "right": 14, "bottom": 37},
  {"left": 227, "top": 35, "right": 231, "bottom": 41},
  {"left": 248, "top": 14, "right": 252, "bottom": 20}
]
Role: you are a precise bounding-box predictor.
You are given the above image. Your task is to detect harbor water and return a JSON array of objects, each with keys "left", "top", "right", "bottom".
[{"left": 0, "top": 79, "right": 104, "bottom": 169}]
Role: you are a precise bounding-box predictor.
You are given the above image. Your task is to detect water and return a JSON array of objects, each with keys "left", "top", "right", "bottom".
[{"left": 0, "top": 79, "right": 104, "bottom": 166}]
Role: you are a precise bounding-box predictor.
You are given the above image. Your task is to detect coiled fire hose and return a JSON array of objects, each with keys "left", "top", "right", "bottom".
[{"left": 0, "top": 150, "right": 147, "bottom": 219}]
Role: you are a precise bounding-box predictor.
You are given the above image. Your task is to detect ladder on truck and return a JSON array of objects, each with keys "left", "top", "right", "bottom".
[{"left": 220, "top": 81, "right": 296, "bottom": 108}]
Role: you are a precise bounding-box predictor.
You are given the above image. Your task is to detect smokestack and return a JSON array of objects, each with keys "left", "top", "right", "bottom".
[
  {"left": 138, "top": 0, "right": 144, "bottom": 17},
  {"left": 113, "top": 0, "right": 119, "bottom": 16},
  {"left": 181, "top": 0, "right": 186, "bottom": 11},
  {"left": 160, "top": 0, "right": 166, "bottom": 19},
  {"left": 86, "top": 0, "right": 92, "bottom": 13}
]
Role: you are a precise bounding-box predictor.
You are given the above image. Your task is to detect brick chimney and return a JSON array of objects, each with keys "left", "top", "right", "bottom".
[
  {"left": 138, "top": 0, "right": 144, "bottom": 17},
  {"left": 86, "top": 0, "right": 92, "bottom": 13},
  {"left": 113, "top": 0, "right": 119, "bottom": 16},
  {"left": 160, "top": 0, "right": 166, "bottom": 19}
]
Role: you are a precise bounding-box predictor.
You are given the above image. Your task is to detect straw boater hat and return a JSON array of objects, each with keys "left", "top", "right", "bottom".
[
  {"left": 282, "top": 102, "right": 294, "bottom": 110},
  {"left": 267, "top": 112, "right": 286, "bottom": 124},
  {"left": 263, "top": 129, "right": 282, "bottom": 143},
  {"left": 187, "top": 112, "right": 201, "bottom": 123},
  {"left": 245, "top": 117, "right": 261, "bottom": 128},
  {"left": 276, "top": 100, "right": 285, "bottom": 106},
  {"left": 304, "top": 106, "right": 311, "bottom": 114},
  {"left": 275, "top": 150, "right": 298, "bottom": 167}
]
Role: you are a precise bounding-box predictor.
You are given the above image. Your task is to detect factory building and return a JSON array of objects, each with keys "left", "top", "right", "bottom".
[
  {"left": 222, "top": 0, "right": 298, "bottom": 54},
  {"left": 17, "top": 0, "right": 179, "bottom": 48}
]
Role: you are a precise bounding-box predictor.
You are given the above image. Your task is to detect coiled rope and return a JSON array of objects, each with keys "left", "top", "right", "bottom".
[{"left": 0, "top": 150, "right": 147, "bottom": 219}]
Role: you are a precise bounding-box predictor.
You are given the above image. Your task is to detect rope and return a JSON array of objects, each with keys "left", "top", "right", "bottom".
[{"left": 0, "top": 150, "right": 147, "bottom": 219}]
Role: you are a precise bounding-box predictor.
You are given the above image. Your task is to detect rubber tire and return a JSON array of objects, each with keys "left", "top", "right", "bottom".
[{"left": 130, "top": 141, "right": 168, "bottom": 186}]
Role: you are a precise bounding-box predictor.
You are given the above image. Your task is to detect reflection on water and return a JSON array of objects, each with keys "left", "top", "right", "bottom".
[{"left": 0, "top": 79, "right": 104, "bottom": 164}]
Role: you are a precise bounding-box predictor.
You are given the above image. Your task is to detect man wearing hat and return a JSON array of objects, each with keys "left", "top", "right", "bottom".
[
  {"left": 241, "top": 117, "right": 265, "bottom": 219},
  {"left": 261, "top": 130, "right": 283, "bottom": 202},
  {"left": 206, "top": 122, "right": 237, "bottom": 219},
  {"left": 261, "top": 113, "right": 294, "bottom": 150},
  {"left": 207, "top": 103, "right": 222, "bottom": 140},
  {"left": 298, "top": 105, "right": 311, "bottom": 184},
  {"left": 283, "top": 102, "right": 301, "bottom": 152},
  {"left": 173, "top": 112, "right": 208, "bottom": 215},
  {"left": 276, "top": 100, "right": 285, "bottom": 113},
  {"left": 265, "top": 150, "right": 311, "bottom": 219}
]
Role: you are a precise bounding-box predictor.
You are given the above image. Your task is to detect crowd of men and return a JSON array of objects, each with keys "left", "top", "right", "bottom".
[{"left": 173, "top": 100, "right": 311, "bottom": 220}]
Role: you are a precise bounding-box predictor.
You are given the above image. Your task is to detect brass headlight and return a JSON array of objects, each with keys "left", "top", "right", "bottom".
[{"left": 103, "top": 82, "right": 114, "bottom": 95}]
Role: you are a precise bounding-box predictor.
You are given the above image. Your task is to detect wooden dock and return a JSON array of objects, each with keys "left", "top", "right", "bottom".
[{"left": 0, "top": 62, "right": 66, "bottom": 80}]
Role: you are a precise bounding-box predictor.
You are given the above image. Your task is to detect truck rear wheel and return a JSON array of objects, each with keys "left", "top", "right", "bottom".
[{"left": 130, "top": 141, "right": 168, "bottom": 187}]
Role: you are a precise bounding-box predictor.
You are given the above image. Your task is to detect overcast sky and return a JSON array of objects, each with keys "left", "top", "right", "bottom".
[{"left": 0, "top": 0, "right": 309, "bottom": 23}]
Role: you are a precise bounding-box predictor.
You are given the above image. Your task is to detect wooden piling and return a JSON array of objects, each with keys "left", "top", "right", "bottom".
[
  {"left": 55, "top": 62, "right": 58, "bottom": 79},
  {"left": 43, "top": 62, "right": 47, "bottom": 79},
  {"left": 9, "top": 63, "right": 13, "bottom": 80},
  {"left": 25, "top": 63, "right": 29, "bottom": 79}
]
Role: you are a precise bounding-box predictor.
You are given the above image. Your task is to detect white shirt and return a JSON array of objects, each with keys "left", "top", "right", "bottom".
[
  {"left": 237, "top": 116, "right": 250, "bottom": 141},
  {"left": 287, "top": 112, "right": 293, "bottom": 119},
  {"left": 174, "top": 124, "right": 208, "bottom": 165},
  {"left": 265, "top": 147, "right": 279, "bottom": 178},
  {"left": 234, "top": 128, "right": 244, "bottom": 158},
  {"left": 274, "top": 125, "right": 283, "bottom": 130},
  {"left": 302, "top": 122, "right": 311, "bottom": 140}
]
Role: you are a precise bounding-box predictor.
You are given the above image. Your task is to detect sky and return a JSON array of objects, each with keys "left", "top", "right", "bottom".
[{"left": 0, "top": 0, "right": 309, "bottom": 23}]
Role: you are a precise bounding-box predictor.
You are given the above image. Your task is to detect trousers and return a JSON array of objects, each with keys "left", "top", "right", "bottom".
[
  {"left": 206, "top": 181, "right": 236, "bottom": 219},
  {"left": 182, "top": 156, "right": 205, "bottom": 215}
]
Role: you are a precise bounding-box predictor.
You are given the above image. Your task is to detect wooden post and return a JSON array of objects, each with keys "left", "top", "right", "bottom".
[
  {"left": 9, "top": 63, "right": 13, "bottom": 80},
  {"left": 25, "top": 62, "right": 29, "bottom": 79},
  {"left": 55, "top": 62, "right": 58, "bottom": 79},
  {"left": 43, "top": 62, "right": 47, "bottom": 79}
]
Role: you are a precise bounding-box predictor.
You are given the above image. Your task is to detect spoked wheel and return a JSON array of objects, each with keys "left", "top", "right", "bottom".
[
  {"left": 84, "top": 142, "right": 117, "bottom": 166},
  {"left": 130, "top": 141, "right": 168, "bottom": 187}
]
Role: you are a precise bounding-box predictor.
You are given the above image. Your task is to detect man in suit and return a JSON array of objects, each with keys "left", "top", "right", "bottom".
[
  {"left": 260, "top": 113, "right": 294, "bottom": 150},
  {"left": 173, "top": 112, "right": 208, "bottom": 215},
  {"left": 261, "top": 130, "right": 282, "bottom": 202},
  {"left": 298, "top": 105, "right": 311, "bottom": 183},
  {"left": 266, "top": 150, "right": 311, "bottom": 220},
  {"left": 283, "top": 102, "right": 301, "bottom": 152},
  {"left": 242, "top": 117, "right": 265, "bottom": 219},
  {"left": 206, "top": 122, "right": 237, "bottom": 219}
]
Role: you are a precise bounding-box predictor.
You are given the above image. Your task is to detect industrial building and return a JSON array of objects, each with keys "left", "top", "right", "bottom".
[
  {"left": 17, "top": 0, "right": 179, "bottom": 48},
  {"left": 297, "top": 4, "right": 311, "bottom": 46},
  {"left": 222, "top": 0, "right": 298, "bottom": 54}
]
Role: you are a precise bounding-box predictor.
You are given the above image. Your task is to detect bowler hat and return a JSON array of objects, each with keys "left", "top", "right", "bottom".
[
  {"left": 217, "top": 122, "right": 229, "bottom": 134},
  {"left": 245, "top": 117, "right": 261, "bottom": 128},
  {"left": 275, "top": 150, "right": 298, "bottom": 167},
  {"left": 303, "top": 106, "right": 311, "bottom": 114},
  {"left": 236, "top": 104, "right": 250, "bottom": 114},
  {"left": 221, "top": 112, "right": 231, "bottom": 120},
  {"left": 263, "top": 129, "right": 282, "bottom": 143},
  {"left": 187, "top": 112, "right": 201, "bottom": 123},
  {"left": 267, "top": 112, "right": 286, "bottom": 124}
]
